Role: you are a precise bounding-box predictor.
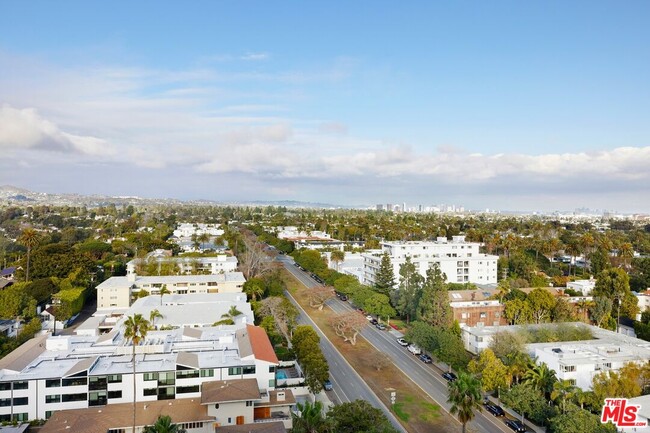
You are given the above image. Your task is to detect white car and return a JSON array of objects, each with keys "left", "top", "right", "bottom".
[
  {"left": 407, "top": 344, "right": 422, "bottom": 355},
  {"left": 397, "top": 338, "right": 409, "bottom": 347},
  {"left": 366, "top": 315, "right": 373, "bottom": 321}
]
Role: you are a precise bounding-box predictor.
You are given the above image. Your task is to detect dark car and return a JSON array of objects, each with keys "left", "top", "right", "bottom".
[
  {"left": 505, "top": 419, "right": 527, "bottom": 432},
  {"left": 419, "top": 354, "right": 432, "bottom": 363},
  {"left": 340, "top": 295, "right": 348, "bottom": 301},
  {"left": 442, "top": 372, "right": 458, "bottom": 382},
  {"left": 370, "top": 319, "right": 378, "bottom": 326},
  {"left": 484, "top": 402, "right": 505, "bottom": 417}
]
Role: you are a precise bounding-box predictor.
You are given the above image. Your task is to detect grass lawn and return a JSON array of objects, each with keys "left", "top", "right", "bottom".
[{"left": 281, "top": 269, "right": 457, "bottom": 433}]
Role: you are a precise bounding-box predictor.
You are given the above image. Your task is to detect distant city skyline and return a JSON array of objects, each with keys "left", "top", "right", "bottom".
[{"left": 1, "top": 2, "right": 649, "bottom": 212}]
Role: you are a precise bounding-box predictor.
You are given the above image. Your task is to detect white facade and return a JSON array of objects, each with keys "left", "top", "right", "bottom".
[
  {"left": 567, "top": 279, "right": 596, "bottom": 295},
  {"left": 326, "top": 252, "right": 365, "bottom": 281},
  {"left": 96, "top": 273, "right": 246, "bottom": 310},
  {"left": 172, "top": 223, "right": 224, "bottom": 238},
  {"left": 0, "top": 324, "right": 279, "bottom": 421},
  {"left": 362, "top": 236, "right": 498, "bottom": 286},
  {"left": 126, "top": 255, "right": 238, "bottom": 276}
]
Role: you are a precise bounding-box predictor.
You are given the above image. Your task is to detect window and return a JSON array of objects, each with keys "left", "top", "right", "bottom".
[
  {"left": 269, "top": 366, "right": 276, "bottom": 373},
  {"left": 108, "top": 390, "right": 122, "bottom": 399},
  {"left": 62, "top": 393, "right": 87, "bottom": 402},
  {"left": 177, "top": 370, "right": 199, "bottom": 379},
  {"left": 12, "top": 397, "right": 28, "bottom": 406},
  {"left": 62, "top": 377, "right": 87, "bottom": 387},
  {"left": 143, "top": 373, "right": 158, "bottom": 381},
  {"left": 13, "top": 413, "right": 28, "bottom": 422},
  {"left": 177, "top": 385, "right": 200, "bottom": 394},
  {"left": 562, "top": 365, "right": 576, "bottom": 372},
  {"left": 461, "top": 313, "right": 468, "bottom": 319},
  {"left": 143, "top": 388, "right": 157, "bottom": 396},
  {"left": 0, "top": 383, "right": 9, "bottom": 391},
  {"left": 228, "top": 367, "right": 242, "bottom": 376},
  {"left": 200, "top": 369, "right": 214, "bottom": 377},
  {"left": 46, "top": 395, "right": 61, "bottom": 404},
  {"left": 107, "top": 375, "right": 122, "bottom": 383},
  {"left": 45, "top": 411, "right": 54, "bottom": 420},
  {"left": 242, "top": 365, "right": 255, "bottom": 375},
  {"left": 157, "top": 386, "right": 175, "bottom": 400},
  {"left": 479, "top": 312, "right": 487, "bottom": 319},
  {"left": 269, "top": 379, "right": 275, "bottom": 388},
  {"left": 46, "top": 379, "right": 61, "bottom": 388},
  {"left": 107, "top": 429, "right": 126, "bottom": 433},
  {"left": 89, "top": 376, "right": 107, "bottom": 390},
  {"left": 568, "top": 379, "right": 576, "bottom": 386},
  {"left": 180, "top": 422, "right": 204, "bottom": 430},
  {"left": 604, "top": 363, "right": 612, "bottom": 369},
  {"left": 89, "top": 391, "right": 107, "bottom": 406},
  {"left": 13, "top": 381, "right": 28, "bottom": 390},
  {"left": 0, "top": 399, "right": 11, "bottom": 407},
  {"left": 158, "top": 372, "right": 175, "bottom": 386},
  {"left": 246, "top": 400, "right": 253, "bottom": 407}
]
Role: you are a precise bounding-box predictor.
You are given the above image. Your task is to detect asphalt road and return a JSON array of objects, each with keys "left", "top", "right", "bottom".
[
  {"left": 277, "top": 254, "right": 515, "bottom": 433},
  {"left": 278, "top": 256, "right": 407, "bottom": 433}
]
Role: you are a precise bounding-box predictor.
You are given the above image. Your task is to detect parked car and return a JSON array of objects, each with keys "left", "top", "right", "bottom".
[
  {"left": 323, "top": 379, "right": 333, "bottom": 391},
  {"left": 370, "top": 319, "right": 378, "bottom": 326},
  {"left": 442, "top": 372, "right": 458, "bottom": 382},
  {"left": 505, "top": 419, "right": 527, "bottom": 432},
  {"left": 376, "top": 323, "right": 387, "bottom": 330},
  {"left": 484, "top": 402, "right": 505, "bottom": 417},
  {"left": 407, "top": 344, "right": 422, "bottom": 355},
  {"left": 340, "top": 295, "right": 348, "bottom": 301},
  {"left": 366, "top": 315, "right": 373, "bottom": 321},
  {"left": 396, "top": 338, "right": 409, "bottom": 346},
  {"left": 419, "top": 354, "right": 432, "bottom": 363}
]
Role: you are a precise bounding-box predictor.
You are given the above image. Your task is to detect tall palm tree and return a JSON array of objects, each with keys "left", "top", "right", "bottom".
[
  {"left": 447, "top": 372, "right": 483, "bottom": 433},
  {"left": 159, "top": 285, "right": 171, "bottom": 305},
  {"left": 149, "top": 309, "right": 163, "bottom": 330},
  {"left": 143, "top": 415, "right": 186, "bottom": 433},
  {"left": 330, "top": 250, "right": 345, "bottom": 272},
  {"left": 123, "top": 314, "right": 151, "bottom": 433},
  {"left": 214, "top": 306, "right": 243, "bottom": 326},
  {"left": 551, "top": 379, "right": 576, "bottom": 414},
  {"left": 18, "top": 228, "right": 40, "bottom": 282}
]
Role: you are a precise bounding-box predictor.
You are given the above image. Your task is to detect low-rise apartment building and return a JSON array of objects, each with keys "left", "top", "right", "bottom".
[
  {"left": 127, "top": 255, "right": 238, "bottom": 276},
  {"left": 0, "top": 324, "right": 279, "bottom": 422},
  {"left": 362, "top": 236, "right": 498, "bottom": 287},
  {"left": 96, "top": 273, "right": 246, "bottom": 310}
]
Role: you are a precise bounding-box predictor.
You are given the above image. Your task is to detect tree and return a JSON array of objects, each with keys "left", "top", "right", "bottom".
[
  {"left": 549, "top": 406, "right": 617, "bottom": 433},
  {"left": 214, "top": 305, "right": 243, "bottom": 325},
  {"left": 257, "top": 296, "right": 298, "bottom": 342},
  {"left": 552, "top": 297, "right": 576, "bottom": 322},
  {"left": 504, "top": 298, "right": 533, "bottom": 325},
  {"left": 292, "top": 400, "right": 330, "bottom": 433},
  {"left": 593, "top": 268, "right": 638, "bottom": 319},
  {"left": 123, "top": 314, "right": 151, "bottom": 433},
  {"left": 374, "top": 252, "right": 395, "bottom": 295},
  {"left": 238, "top": 236, "right": 272, "bottom": 279},
  {"left": 527, "top": 288, "right": 556, "bottom": 324},
  {"left": 159, "top": 284, "right": 170, "bottom": 305},
  {"left": 489, "top": 331, "right": 526, "bottom": 364},
  {"left": 589, "top": 297, "right": 612, "bottom": 328},
  {"left": 468, "top": 348, "right": 511, "bottom": 395},
  {"left": 417, "top": 263, "right": 452, "bottom": 328},
  {"left": 292, "top": 326, "right": 329, "bottom": 394},
  {"left": 143, "top": 415, "right": 186, "bottom": 433},
  {"left": 327, "top": 400, "right": 399, "bottom": 433},
  {"left": 592, "top": 363, "right": 643, "bottom": 403},
  {"left": 523, "top": 363, "right": 557, "bottom": 399},
  {"left": 149, "top": 309, "right": 163, "bottom": 329},
  {"left": 308, "top": 286, "right": 334, "bottom": 310},
  {"left": 501, "top": 383, "right": 546, "bottom": 424},
  {"left": 329, "top": 311, "right": 367, "bottom": 345},
  {"left": 447, "top": 371, "right": 483, "bottom": 433},
  {"left": 18, "top": 228, "right": 41, "bottom": 282},
  {"left": 396, "top": 256, "right": 423, "bottom": 323},
  {"left": 364, "top": 293, "right": 396, "bottom": 322},
  {"left": 330, "top": 250, "right": 345, "bottom": 272},
  {"left": 551, "top": 380, "right": 577, "bottom": 414},
  {"left": 242, "top": 277, "right": 265, "bottom": 302}
]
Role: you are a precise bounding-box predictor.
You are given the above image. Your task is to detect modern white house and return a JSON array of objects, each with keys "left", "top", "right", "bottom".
[
  {"left": 361, "top": 236, "right": 498, "bottom": 286},
  {"left": 96, "top": 272, "right": 246, "bottom": 310},
  {"left": 567, "top": 278, "right": 596, "bottom": 296},
  {"left": 0, "top": 324, "right": 281, "bottom": 422},
  {"left": 127, "top": 255, "right": 238, "bottom": 276},
  {"left": 172, "top": 223, "right": 225, "bottom": 238}
]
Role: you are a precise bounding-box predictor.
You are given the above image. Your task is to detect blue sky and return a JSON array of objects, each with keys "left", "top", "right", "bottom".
[{"left": 1, "top": 1, "right": 649, "bottom": 212}]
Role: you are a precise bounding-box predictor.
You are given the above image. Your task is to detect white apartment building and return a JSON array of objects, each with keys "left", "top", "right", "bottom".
[
  {"left": 0, "top": 324, "right": 280, "bottom": 422},
  {"left": 362, "top": 236, "right": 498, "bottom": 286},
  {"left": 96, "top": 272, "right": 246, "bottom": 310},
  {"left": 326, "top": 252, "right": 365, "bottom": 281},
  {"left": 462, "top": 323, "right": 650, "bottom": 391},
  {"left": 126, "top": 255, "right": 238, "bottom": 276},
  {"left": 567, "top": 278, "right": 596, "bottom": 295},
  {"left": 172, "top": 223, "right": 224, "bottom": 238},
  {"left": 76, "top": 293, "right": 254, "bottom": 336}
]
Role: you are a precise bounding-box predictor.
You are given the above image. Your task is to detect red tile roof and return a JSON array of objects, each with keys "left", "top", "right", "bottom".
[{"left": 247, "top": 324, "right": 279, "bottom": 364}]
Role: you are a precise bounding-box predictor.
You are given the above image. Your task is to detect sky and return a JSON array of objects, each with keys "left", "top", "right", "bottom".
[{"left": 1, "top": 1, "right": 649, "bottom": 212}]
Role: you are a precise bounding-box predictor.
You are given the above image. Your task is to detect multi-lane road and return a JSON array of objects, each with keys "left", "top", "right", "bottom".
[{"left": 277, "top": 253, "right": 514, "bottom": 433}]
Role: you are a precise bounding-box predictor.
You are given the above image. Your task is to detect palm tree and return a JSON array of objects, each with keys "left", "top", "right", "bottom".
[
  {"left": 291, "top": 400, "right": 329, "bottom": 433},
  {"left": 149, "top": 309, "right": 163, "bottom": 330},
  {"left": 198, "top": 233, "right": 210, "bottom": 250},
  {"left": 551, "top": 379, "right": 576, "bottom": 414},
  {"left": 143, "top": 415, "right": 186, "bottom": 433},
  {"left": 447, "top": 372, "right": 483, "bottom": 433},
  {"left": 123, "top": 314, "right": 152, "bottom": 433},
  {"left": 523, "top": 362, "right": 557, "bottom": 400},
  {"left": 330, "top": 250, "right": 345, "bottom": 272},
  {"left": 214, "top": 306, "right": 243, "bottom": 326},
  {"left": 18, "top": 228, "right": 40, "bottom": 282},
  {"left": 159, "top": 284, "right": 171, "bottom": 305}
]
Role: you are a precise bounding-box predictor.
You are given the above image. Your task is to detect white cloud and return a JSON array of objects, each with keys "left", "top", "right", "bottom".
[
  {"left": 0, "top": 104, "right": 114, "bottom": 156},
  {"left": 241, "top": 52, "right": 270, "bottom": 61}
]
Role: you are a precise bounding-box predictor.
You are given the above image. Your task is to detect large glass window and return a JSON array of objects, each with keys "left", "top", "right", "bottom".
[
  {"left": 143, "top": 388, "right": 157, "bottom": 396},
  {"left": 108, "top": 390, "right": 122, "bottom": 399},
  {"left": 89, "top": 376, "right": 107, "bottom": 391},
  {"left": 46, "top": 379, "right": 61, "bottom": 388},
  {"left": 200, "top": 369, "right": 214, "bottom": 377},
  {"left": 46, "top": 395, "right": 61, "bottom": 404},
  {"left": 62, "top": 393, "right": 87, "bottom": 402},
  {"left": 143, "top": 373, "right": 158, "bottom": 381},
  {"left": 0, "top": 383, "right": 9, "bottom": 391},
  {"left": 176, "top": 370, "right": 199, "bottom": 379},
  {"left": 89, "top": 391, "right": 107, "bottom": 406},
  {"left": 107, "top": 375, "right": 122, "bottom": 384},
  {"left": 228, "top": 367, "right": 242, "bottom": 376},
  {"left": 12, "top": 397, "right": 28, "bottom": 406},
  {"left": 62, "top": 377, "right": 87, "bottom": 387},
  {"left": 242, "top": 365, "right": 255, "bottom": 375},
  {"left": 0, "top": 399, "right": 11, "bottom": 407},
  {"left": 176, "top": 385, "right": 200, "bottom": 394},
  {"left": 13, "top": 381, "right": 28, "bottom": 390},
  {"left": 157, "top": 386, "right": 175, "bottom": 400},
  {"left": 158, "top": 372, "right": 175, "bottom": 386}
]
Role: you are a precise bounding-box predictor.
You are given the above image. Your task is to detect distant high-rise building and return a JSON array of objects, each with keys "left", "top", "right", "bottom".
[
  {"left": 402, "top": 202, "right": 406, "bottom": 212},
  {"left": 376, "top": 204, "right": 384, "bottom": 211},
  {"left": 386, "top": 203, "right": 393, "bottom": 212}
]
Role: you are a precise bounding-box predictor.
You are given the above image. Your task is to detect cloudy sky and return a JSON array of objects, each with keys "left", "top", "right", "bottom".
[{"left": 1, "top": 2, "right": 649, "bottom": 212}]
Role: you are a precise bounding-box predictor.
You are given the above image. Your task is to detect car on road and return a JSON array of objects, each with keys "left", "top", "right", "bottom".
[
  {"left": 366, "top": 315, "right": 373, "bottom": 321},
  {"left": 484, "top": 402, "right": 505, "bottom": 417},
  {"left": 504, "top": 419, "right": 527, "bottom": 432},
  {"left": 370, "top": 319, "right": 378, "bottom": 326},
  {"left": 419, "top": 354, "right": 432, "bottom": 363},
  {"left": 323, "top": 379, "right": 333, "bottom": 391},
  {"left": 339, "top": 295, "right": 348, "bottom": 301},
  {"left": 376, "top": 323, "right": 387, "bottom": 330},
  {"left": 396, "top": 338, "right": 409, "bottom": 346},
  {"left": 442, "top": 372, "right": 458, "bottom": 382},
  {"left": 407, "top": 344, "right": 422, "bottom": 355},
  {"left": 293, "top": 263, "right": 300, "bottom": 267}
]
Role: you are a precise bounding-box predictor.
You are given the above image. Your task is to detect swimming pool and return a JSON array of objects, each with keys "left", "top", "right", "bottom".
[{"left": 276, "top": 370, "right": 288, "bottom": 380}]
